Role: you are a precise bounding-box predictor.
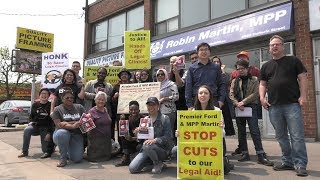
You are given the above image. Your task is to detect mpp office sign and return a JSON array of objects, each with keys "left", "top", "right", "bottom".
[{"left": 16, "top": 27, "right": 54, "bottom": 52}]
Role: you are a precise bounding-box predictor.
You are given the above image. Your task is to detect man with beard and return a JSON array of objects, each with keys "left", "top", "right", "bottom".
[{"left": 259, "top": 35, "right": 308, "bottom": 177}]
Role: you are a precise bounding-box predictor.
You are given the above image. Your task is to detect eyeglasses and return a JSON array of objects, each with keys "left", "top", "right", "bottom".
[
  {"left": 198, "top": 48, "right": 210, "bottom": 52},
  {"left": 236, "top": 67, "right": 246, "bottom": 71},
  {"left": 157, "top": 73, "right": 165, "bottom": 77},
  {"left": 269, "top": 43, "right": 283, "bottom": 47},
  {"left": 64, "top": 96, "right": 74, "bottom": 100}
]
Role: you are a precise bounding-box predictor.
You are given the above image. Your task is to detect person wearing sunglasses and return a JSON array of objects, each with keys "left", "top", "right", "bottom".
[
  {"left": 51, "top": 88, "right": 86, "bottom": 167},
  {"left": 156, "top": 68, "right": 179, "bottom": 138}
]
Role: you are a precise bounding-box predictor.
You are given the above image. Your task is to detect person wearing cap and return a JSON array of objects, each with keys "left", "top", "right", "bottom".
[
  {"left": 51, "top": 87, "right": 86, "bottom": 167},
  {"left": 129, "top": 97, "right": 174, "bottom": 174},
  {"left": 18, "top": 88, "right": 55, "bottom": 159},
  {"left": 230, "top": 51, "right": 260, "bottom": 81},
  {"left": 230, "top": 51, "right": 260, "bottom": 156},
  {"left": 111, "top": 68, "right": 132, "bottom": 142}
]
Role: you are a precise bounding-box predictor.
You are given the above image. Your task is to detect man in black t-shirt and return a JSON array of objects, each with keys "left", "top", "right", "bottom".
[{"left": 259, "top": 35, "right": 308, "bottom": 177}]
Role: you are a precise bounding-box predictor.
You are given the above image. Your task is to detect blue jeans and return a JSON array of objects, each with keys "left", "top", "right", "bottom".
[
  {"left": 269, "top": 103, "right": 308, "bottom": 168},
  {"left": 22, "top": 125, "right": 54, "bottom": 154},
  {"left": 53, "top": 129, "right": 83, "bottom": 162},
  {"left": 236, "top": 105, "right": 264, "bottom": 154},
  {"left": 129, "top": 144, "right": 167, "bottom": 173}
]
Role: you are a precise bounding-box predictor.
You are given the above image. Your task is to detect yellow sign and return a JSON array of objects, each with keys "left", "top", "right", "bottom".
[
  {"left": 106, "top": 66, "right": 122, "bottom": 86},
  {"left": 16, "top": 27, "right": 54, "bottom": 52},
  {"left": 84, "top": 66, "right": 121, "bottom": 86},
  {"left": 177, "top": 110, "right": 223, "bottom": 180},
  {"left": 124, "top": 30, "right": 150, "bottom": 69}
]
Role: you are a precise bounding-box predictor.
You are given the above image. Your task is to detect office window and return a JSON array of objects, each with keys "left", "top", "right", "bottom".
[
  {"left": 92, "top": 21, "right": 108, "bottom": 52},
  {"left": 92, "top": 6, "right": 144, "bottom": 53},
  {"left": 211, "top": 0, "right": 245, "bottom": 19},
  {"left": 155, "top": 0, "right": 179, "bottom": 35},
  {"left": 181, "top": 0, "right": 209, "bottom": 28},
  {"left": 249, "top": 0, "right": 268, "bottom": 7},
  {"left": 127, "top": 6, "right": 144, "bottom": 30},
  {"left": 108, "top": 14, "right": 126, "bottom": 49}
]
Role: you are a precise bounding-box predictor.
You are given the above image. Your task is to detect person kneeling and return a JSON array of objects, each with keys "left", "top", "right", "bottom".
[
  {"left": 129, "top": 97, "right": 174, "bottom": 174},
  {"left": 51, "top": 88, "right": 86, "bottom": 167}
]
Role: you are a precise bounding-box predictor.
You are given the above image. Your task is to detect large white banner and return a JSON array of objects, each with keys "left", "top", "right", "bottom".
[
  {"left": 41, "top": 52, "right": 69, "bottom": 89},
  {"left": 117, "top": 82, "right": 160, "bottom": 114}
]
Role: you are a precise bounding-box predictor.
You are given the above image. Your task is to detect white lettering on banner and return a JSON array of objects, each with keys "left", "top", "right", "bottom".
[
  {"left": 250, "top": 10, "right": 287, "bottom": 27},
  {"left": 166, "top": 36, "right": 196, "bottom": 48},
  {"left": 198, "top": 24, "right": 241, "bottom": 41},
  {"left": 85, "top": 51, "right": 124, "bottom": 66}
]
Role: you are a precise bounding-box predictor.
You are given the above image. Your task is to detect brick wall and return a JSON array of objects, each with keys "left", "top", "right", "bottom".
[
  {"left": 293, "top": 0, "right": 317, "bottom": 139},
  {"left": 88, "top": 0, "right": 143, "bottom": 23}
]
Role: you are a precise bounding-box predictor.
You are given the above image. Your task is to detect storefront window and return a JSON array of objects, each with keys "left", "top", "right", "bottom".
[
  {"left": 127, "top": 6, "right": 144, "bottom": 31},
  {"left": 211, "top": 0, "right": 245, "bottom": 19},
  {"left": 181, "top": 0, "right": 209, "bottom": 28}
]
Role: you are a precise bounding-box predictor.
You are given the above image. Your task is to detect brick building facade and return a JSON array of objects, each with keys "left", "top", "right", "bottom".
[{"left": 83, "top": 0, "right": 319, "bottom": 140}]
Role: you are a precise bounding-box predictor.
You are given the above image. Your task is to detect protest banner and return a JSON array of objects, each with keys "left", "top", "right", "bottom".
[
  {"left": 41, "top": 52, "right": 69, "bottom": 89},
  {"left": 83, "top": 66, "right": 121, "bottom": 86},
  {"left": 117, "top": 82, "right": 160, "bottom": 114},
  {"left": 124, "top": 30, "right": 150, "bottom": 69},
  {"left": 177, "top": 110, "right": 223, "bottom": 180}
]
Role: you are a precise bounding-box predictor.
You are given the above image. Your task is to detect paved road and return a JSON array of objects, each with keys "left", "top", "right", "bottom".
[{"left": 0, "top": 125, "right": 319, "bottom": 180}]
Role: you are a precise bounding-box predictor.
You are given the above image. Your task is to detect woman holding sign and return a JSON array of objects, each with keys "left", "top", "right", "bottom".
[
  {"left": 174, "top": 85, "right": 233, "bottom": 174},
  {"left": 86, "top": 91, "right": 112, "bottom": 162}
]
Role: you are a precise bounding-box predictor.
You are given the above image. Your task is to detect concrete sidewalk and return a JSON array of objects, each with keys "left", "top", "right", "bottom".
[{"left": 0, "top": 127, "right": 319, "bottom": 180}]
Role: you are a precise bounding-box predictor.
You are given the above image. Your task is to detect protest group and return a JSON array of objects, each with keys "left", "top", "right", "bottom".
[{"left": 18, "top": 34, "right": 309, "bottom": 179}]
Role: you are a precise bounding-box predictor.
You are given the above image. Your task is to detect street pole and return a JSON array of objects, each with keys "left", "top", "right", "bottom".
[{"left": 31, "top": 74, "right": 36, "bottom": 103}]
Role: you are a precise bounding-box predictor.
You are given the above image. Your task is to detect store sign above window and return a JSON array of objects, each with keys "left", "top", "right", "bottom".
[
  {"left": 150, "top": 2, "right": 292, "bottom": 59},
  {"left": 86, "top": 2, "right": 292, "bottom": 66}
]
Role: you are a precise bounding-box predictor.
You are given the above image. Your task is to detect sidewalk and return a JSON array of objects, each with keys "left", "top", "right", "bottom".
[{"left": 0, "top": 127, "right": 319, "bottom": 180}]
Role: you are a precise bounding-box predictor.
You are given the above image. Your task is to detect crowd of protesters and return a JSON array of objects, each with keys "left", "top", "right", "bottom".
[{"left": 18, "top": 34, "right": 309, "bottom": 177}]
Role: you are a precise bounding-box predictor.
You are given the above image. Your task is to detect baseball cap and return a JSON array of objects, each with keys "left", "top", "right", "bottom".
[
  {"left": 146, "top": 97, "right": 159, "bottom": 105},
  {"left": 237, "top": 51, "right": 249, "bottom": 59}
]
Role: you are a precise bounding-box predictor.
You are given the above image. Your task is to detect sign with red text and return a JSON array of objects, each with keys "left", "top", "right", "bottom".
[
  {"left": 124, "top": 30, "right": 150, "bottom": 69},
  {"left": 117, "top": 82, "right": 160, "bottom": 114},
  {"left": 177, "top": 110, "right": 223, "bottom": 180},
  {"left": 16, "top": 27, "right": 54, "bottom": 52},
  {"left": 41, "top": 52, "right": 69, "bottom": 89}
]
